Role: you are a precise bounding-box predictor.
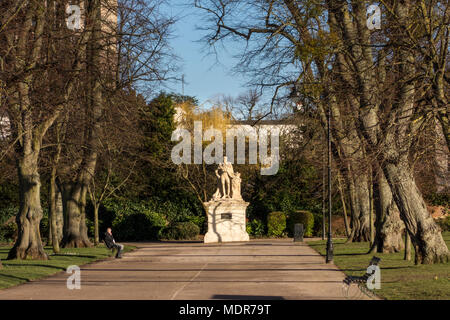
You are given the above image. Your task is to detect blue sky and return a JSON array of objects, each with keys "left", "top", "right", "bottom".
[{"left": 163, "top": 1, "right": 250, "bottom": 106}]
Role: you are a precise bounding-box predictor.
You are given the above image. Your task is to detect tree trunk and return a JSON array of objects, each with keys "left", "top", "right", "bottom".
[
  {"left": 321, "top": 84, "right": 369, "bottom": 243},
  {"left": 434, "top": 118, "right": 449, "bottom": 193},
  {"left": 61, "top": 0, "right": 102, "bottom": 249},
  {"left": 320, "top": 0, "right": 449, "bottom": 263},
  {"left": 345, "top": 170, "right": 358, "bottom": 243},
  {"left": 404, "top": 232, "right": 411, "bottom": 261},
  {"left": 8, "top": 158, "right": 48, "bottom": 260},
  {"left": 380, "top": 209, "right": 405, "bottom": 253},
  {"left": 94, "top": 205, "right": 99, "bottom": 246},
  {"left": 6, "top": 2, "right": 48, "bottom": 260},
  {"left": 79, "top": 185, "right": 91, "bottom": 244},
  {"left": 48, "top": 224, "right": 53, "bottom": 246},
  {"left": 322, "top": 156, "right": 327, "bottom": 240},
  {"left": 368, "top": 169, "right": 375, "bottom": 246},
  {"left": 61, "top": 183, "right": 92, "bottom": 248},
  {"left": 336, "top": 171, "right": 350, "bottom": 237},
  {"left": 48, "top": 175, "right": 60, "bottom": 253},
  {"left": 55, "top": 189, "right": 64, "bottom": 242},
  {"left": 383, "top": 159, "right": 449, "bottom": 263},
  {"left": 352, "top": 171, "right": 371, "bottom": 242},
  {"left": 377, "top": 171, "right": 405, "bottom": 253}
]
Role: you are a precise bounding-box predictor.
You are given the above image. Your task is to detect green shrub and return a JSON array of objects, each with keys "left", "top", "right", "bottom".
[
  {"left": 280, "top": 195, "right": 295, "bottom": 216},
  {"left": 185, "top": 215, "right": 205, "bottom": 231},
  {"left": 103, "top": 197, "right": 204, "bottom": 233},
  {"left": 424, "top": 193, "right": 449, "bottom": 207},
  {"left": 0, "top": 206, "right": 18, "bottom": 242},
  {"left": 111, "top": 202, "right": 167, "bottom": 241},
  {"left": 313, "top": 213, "right": 324, "bottom": 237},
  {"left": 101, "top": 198, "right": 207, "bottom": 241},
  {"left": 247, "top": 219, "right": 265, "bottom": 237},
  {"left": 287, "top": 210, "right": 314, "bottom": 237},
  {"left": 267, "top": 212, "right": 286, "bottom": 237},
  {"left": 162, "top": 221, "right": 200, "bottom": 240},
  {"left": 0, "top": 183, "right": 18, "bottom": 209},
  {"left": 436, "top": 216, "right": 450, "bottom": 232},
  {"left": 246, "top": 223, "right": 252, "bottom": 235},
  {"left": 0, "top": 222, "right": 17, "bottom": 243},
  {"left": 39, "top": 207, "right": 49, "bottom": 242}
]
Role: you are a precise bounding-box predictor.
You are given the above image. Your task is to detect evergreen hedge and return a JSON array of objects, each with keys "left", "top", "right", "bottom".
[
  {"left": 267, "top": 211, "right": 286, "bottom": 237},
  {"left": 287, "top": 210, "right": 314, "bottom": 237}
]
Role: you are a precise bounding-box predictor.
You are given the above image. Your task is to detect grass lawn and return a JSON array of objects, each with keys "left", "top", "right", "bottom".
[
  {"left": 0, "top": 244, "right": 135, "bottom": 290},
  {"left": 308, "top": 231, "right": 450, "bottom": 300}
]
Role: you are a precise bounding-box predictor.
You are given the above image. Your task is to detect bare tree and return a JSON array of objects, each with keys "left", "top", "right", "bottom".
[
  {"left": 0, "top": 0, "right": 177, "bottom": 256},
  {"left": 194, "top": 0, "right": 449, "bottom": 263},
  {"left": 236, "top": 89, "right": 263, "bottom": 120},
  {"left": 53, "top": 0, "right": 177, "bottom": 248},
  {"left": 0, "top": 0, "right": 98, "bottom": 259}
]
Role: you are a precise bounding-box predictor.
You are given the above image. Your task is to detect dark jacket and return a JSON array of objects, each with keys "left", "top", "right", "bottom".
[{"left": 104, "top": 232, "right": 115, "bottom": 249}]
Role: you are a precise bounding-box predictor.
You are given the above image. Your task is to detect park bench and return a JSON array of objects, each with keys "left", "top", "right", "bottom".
[
  {"left": 342, "top": 256, "right": 381, "bottom": 298},
  {"left": 103, "top": 239, "right": 116, "bottom": 255}
]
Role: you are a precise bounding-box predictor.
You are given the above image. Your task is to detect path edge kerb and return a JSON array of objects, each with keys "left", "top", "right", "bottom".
[
  {"left": 0, "top": 245, "right": 138, "bottom": 292},
  {"left": 304, "top": 238, "right": 383, "bottom": 300}
]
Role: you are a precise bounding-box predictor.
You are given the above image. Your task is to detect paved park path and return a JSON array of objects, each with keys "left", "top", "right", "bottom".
[{"left": 0, "top": 239, "right": 371, "bottom": 300}]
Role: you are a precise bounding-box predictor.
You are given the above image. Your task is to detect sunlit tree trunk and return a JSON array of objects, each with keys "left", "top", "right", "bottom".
[
  {"left": 7, "top": 2, "right": 48, "bottom": 259},
  {"left": 377, "top": 171, "right": 404, "bottom": 253},
  {"left": 93, "top": 204, "right": 100, "bottom": 245},
  {"left": 9, "top": 150, "right": 48, "bottom": 260},
  {"left": 383, "top": 157, "right": 448, "bottom": 263},
  {"left": 61, "top": 183, "right": 92, "bottom": 248},
  {"left": 48, "top": 174, "right": 60, "bottom": 253},
  {"left": 327, "top": 0, "right": 449, "bottom": 263},
  {"left": 61, "top": 0, "right": 103, "bottom": 248},
  {"left": 337, "top": 171, "right": 350, "bottom": 237}
]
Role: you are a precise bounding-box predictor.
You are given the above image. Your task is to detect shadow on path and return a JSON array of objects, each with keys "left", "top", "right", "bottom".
[
  {"left": 80, "top": 268, "right": 340, "bottom": 272},
  {"left": 212, "top": 294, "right": 285, "bottom": 300}
]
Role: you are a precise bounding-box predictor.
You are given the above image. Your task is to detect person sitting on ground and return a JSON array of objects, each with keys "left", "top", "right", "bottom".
[{"left": 104, "top": 227, "right": 124, "bottom": 259}]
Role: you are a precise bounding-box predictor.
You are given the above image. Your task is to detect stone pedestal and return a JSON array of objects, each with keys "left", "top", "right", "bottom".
[{"left": 203, "top": 200, "right": 250, "bottom": 243}]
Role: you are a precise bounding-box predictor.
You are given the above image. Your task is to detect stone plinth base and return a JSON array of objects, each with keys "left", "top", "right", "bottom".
[{"left": 203, "top": 200, "right": 249, "bottom": 243}]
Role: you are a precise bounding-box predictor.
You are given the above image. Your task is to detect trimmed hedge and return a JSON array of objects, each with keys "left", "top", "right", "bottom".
[
  {"left": 267, "top": 211, "right": 286, "bottom": 237},
  {"left": 287, "top": 210, "right": 314, "bottom": 237},
  {"left": 162, "top": 221, "right": 200, "bottom": 240}
]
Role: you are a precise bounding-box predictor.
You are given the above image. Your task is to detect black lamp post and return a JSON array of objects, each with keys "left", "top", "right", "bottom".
[
  {"left": 290, "top": 87, "right": 333, "bottom": 262},
  {"left": 326, "top": 103, "right": 333, "bottom": 263},
  {"left": 322, "top": 152, "right": 326, "bottom": 241}
]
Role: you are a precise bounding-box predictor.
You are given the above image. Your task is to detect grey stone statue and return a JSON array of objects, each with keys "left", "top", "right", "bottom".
[
  {"left": 211, "top": 156, "right": 242, "bottom": 201},
  {"left": 205, "top": 157, "right": 249, "bottom": 243},
  {"left": 231, "top": 172, "right": 242, "bottom": 200}
]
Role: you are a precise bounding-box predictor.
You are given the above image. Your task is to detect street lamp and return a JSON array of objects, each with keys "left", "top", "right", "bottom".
[
  {"left": 322, "top": 153, "right": 326, "bottom": 241},
  {"left": 290, "top": 87, "right": 333, "bottom": 261},
  {"left": 326, "top": 102, "right": 333, "bottom": 263}
]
